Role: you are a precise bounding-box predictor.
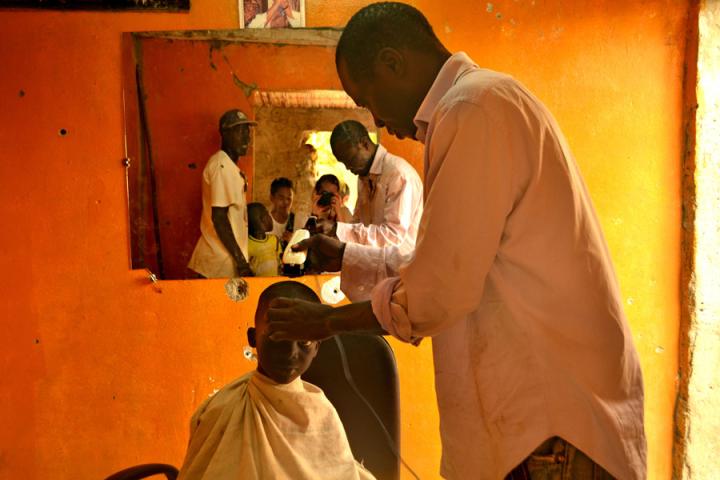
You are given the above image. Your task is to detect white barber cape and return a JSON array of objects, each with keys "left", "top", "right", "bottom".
[{"left": 178, "top": 371, "right": 375, "bottom": 480}]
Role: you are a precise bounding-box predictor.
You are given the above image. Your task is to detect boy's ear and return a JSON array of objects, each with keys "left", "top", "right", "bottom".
[{"left": 247, "top": 327, "right": 256, "bottom": 348}]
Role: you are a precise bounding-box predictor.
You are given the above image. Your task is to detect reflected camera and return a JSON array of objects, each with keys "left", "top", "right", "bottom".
[{"left": 317, "top": 190, "right": 334, "bottom": 207}]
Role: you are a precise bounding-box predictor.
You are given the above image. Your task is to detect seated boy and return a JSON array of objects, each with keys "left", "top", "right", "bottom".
[
  {"left": 247, "top": 202, "right": 282, "bottom": 276},
  {"left": 178, "top": 281, "right": 375, "bottom": 480}
]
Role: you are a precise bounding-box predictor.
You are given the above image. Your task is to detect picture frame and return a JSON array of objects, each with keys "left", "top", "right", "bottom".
[
  {"left": 0, "top": 0, "right": 189, "bottom": 11},
  {"left": 239, "top": 0, "right": 305, "bottom": 29}
]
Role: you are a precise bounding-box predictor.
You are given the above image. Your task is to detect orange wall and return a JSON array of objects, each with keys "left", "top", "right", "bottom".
[{"left": 0, "top": 1, "right": 688, "bottom": 479}]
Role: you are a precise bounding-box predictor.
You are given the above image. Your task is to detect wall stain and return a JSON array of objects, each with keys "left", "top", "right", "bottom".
[{"left": 206, "top": 42, "right": 259, "bottom": 98}]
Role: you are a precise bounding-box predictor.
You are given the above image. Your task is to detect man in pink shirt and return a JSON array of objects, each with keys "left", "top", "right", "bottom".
[
  {"left": 327, "top": 120, "right": 423, "bottom": 257},
  {"left": 268, "top": 3, "right": 646, "bottom": 479}
]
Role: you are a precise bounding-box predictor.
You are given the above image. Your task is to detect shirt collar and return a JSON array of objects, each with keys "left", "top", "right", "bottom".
[
  {"left": 218, "top": 149, "right": 239, "bottom": 169},
  {"left": 413, "top": 52, "right": 479, "bottom": 143},
  {"left": 367, "top": 143, "right": 387, "bottom": 176}
]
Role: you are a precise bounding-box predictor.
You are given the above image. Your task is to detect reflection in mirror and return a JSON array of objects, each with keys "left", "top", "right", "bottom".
[{"left": 122, "top": 29, "right": 375, "bottom": 279}]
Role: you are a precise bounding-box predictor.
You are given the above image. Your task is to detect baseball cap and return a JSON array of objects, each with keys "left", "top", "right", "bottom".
[{"left": 219, "top": 109, "right": 257, "bottom": 130}]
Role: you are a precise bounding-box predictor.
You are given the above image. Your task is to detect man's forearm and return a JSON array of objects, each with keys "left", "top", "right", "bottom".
[{"left": 326, "top": 301, "right": 387, "bottom": 336}]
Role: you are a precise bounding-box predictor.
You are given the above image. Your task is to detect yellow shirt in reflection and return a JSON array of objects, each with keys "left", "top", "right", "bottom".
[{"left": 248, "top": 234, "right": 282, "bottom": 276}]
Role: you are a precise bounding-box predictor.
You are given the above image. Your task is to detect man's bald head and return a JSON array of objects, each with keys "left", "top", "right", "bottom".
[
  {"left": 336, "top": 2, "right": 445, "bottom": 82},
  {"left": 335, "top": 2, "right": 450, "bottom": 141}
]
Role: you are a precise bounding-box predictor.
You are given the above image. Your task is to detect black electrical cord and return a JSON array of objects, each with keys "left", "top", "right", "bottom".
[{"left": 333, "top": 336, "right": 421, "bottom": 480}]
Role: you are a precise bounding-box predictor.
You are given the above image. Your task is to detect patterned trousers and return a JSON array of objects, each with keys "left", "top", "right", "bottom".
[{"left": 506, "top": 437, "right": 616, "bottom": 480}]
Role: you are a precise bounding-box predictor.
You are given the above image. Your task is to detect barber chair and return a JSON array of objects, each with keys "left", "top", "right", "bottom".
[
  {"left": 104, "top": 464, "right": 177, "bottom": 480},
  {"left": 105, "top": 334, "right": 400, "bottom": 480},
  {"left": 303, "top": 334, "right": 401, "bottom": 480}
]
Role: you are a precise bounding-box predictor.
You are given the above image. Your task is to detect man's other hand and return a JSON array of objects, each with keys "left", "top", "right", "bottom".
[
  {"left": 237, "top": 264, "right": 253, "bottom": 277},
  {"left": 316, "top": 217, "right": 337, "bottom": 236},
  {"left": 291, "top": 234, "right": 345, "bottom": 273}
]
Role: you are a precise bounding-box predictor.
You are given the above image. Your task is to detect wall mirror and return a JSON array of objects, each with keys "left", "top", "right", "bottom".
[{"left": 122, "top": 28, "right": 376, "bottom": 279}]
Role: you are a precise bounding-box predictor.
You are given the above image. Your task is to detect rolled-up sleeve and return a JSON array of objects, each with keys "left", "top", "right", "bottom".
[{"left": 370, "top": 278, "right": 422, "bottom": 345}]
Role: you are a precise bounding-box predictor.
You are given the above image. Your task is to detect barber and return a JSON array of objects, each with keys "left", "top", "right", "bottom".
[{"left": 268, "top": 3, "right": 646, "bottom": 480}]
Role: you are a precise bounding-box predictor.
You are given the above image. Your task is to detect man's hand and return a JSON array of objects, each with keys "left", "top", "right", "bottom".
[
  {"left": 236, "top": 263, "right": 253, "bottom": 277},
  {"left": 316, "top": 217, "right": 337, "bottom": 236},
  {"left": 291, "top": 234, "right": 346, "bottom": 273},
  {"left": 267, "top": 297, "right": 335, "bottom": 341},
  {"left": 281, "top": 230, "right": 294, "bottom": 243}
]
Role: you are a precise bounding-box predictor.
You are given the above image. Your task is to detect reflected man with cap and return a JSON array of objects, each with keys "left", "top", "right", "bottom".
[{"left": 188, "top": 109, "right": 257, "bottom": 278}]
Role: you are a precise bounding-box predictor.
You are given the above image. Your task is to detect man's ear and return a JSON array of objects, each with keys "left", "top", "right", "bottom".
[
  {"left": 247, "top": 327, "right": 257, "bottom": 348},
  {"left": 375, "top": 47, "right": 406, "bottom": 78},
  {"left": 360, "top": 136, "right": 373, "bottom": 151}
]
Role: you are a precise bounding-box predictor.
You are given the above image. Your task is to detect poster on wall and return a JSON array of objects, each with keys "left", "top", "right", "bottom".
[
  {"left": 0, "top": 0, "right": 189, "bottom": 10},
  {"left": 240, "top": 0, "right": 305, "bottom": 28}
]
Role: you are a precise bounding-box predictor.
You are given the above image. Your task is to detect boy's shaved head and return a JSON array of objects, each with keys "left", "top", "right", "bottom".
[
  {"left": 250, "top": 281, "right": 321, "bottom": 384},
  {"left": 255, "top": 281, "right": 320, "bottom": 325}
]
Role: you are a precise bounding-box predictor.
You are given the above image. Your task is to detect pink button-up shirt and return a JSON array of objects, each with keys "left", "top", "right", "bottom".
[
  {"left": 341, "top": 53, "right": 646, "bottom": 480},
  {"left": 336, "top": 144, "right": 423, "bottom": 257}
]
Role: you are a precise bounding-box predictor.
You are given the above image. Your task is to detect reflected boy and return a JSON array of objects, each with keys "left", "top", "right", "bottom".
[
  {"left": 247, "top": 202, "right": 282, "bottom": 277},
  {"left": 268, "top": 177, "right": 304, "bottom": 249}
]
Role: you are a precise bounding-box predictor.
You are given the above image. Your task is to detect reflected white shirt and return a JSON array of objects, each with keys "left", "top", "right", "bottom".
[{"left": 336, "top": 144, "right": 423, "bottom": 257}]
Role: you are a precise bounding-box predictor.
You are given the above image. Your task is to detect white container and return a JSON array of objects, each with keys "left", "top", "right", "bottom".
[{"left": 282, "top": 229, "right": 310, "bottom": 265}]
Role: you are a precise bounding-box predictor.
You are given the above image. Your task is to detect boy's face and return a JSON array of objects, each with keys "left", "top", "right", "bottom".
[
  {"left": 249, "top": 206, "right": 274, "bottom": 234},
  {"left": 222, "top": 124, "right": 252, "bottom": 158},
  {"left": 252, "top": 310, "right": 319, "bottom": 384},
  {"left": 270, "top": 187, "right": 294, "bottom": 216}
]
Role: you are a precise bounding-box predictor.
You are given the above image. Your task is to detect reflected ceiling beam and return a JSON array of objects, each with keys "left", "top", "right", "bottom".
[{"left": 251, "top": 90, "right": 357, "bottom": 109}]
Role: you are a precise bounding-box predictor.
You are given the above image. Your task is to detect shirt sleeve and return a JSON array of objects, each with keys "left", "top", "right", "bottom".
[
  {"left": 209, "top": 159, "right": 243, "bottom": 208},
  {"left": 336, "top": 167, "right": 422, "bottom": 248},
  {"left": 340, "top": 242, "right": 412, "bottom": 302},
  {"left": 370, "top": 94, "right": 525, "bottom": 341}
]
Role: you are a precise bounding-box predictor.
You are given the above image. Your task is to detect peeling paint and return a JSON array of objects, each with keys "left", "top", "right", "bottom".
[
  {"left": 208, "top": 42, "right": 218, "bottom": 70},
  {"left": 486, "top": 3, "right": 493, "bottom": 13}
]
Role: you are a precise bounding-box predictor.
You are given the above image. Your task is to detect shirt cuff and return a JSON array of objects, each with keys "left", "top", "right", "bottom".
[
  {"left": 336, "top": 222, "right": 351, "bottom": 242},
  {"left": 370, "top": 277, "right": 421, "bottom": 346}
]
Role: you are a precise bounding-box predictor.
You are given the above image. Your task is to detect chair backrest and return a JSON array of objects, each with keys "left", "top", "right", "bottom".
[
  {"left": 302, "top": 334, "right": 400, "bottom": 480},
  {"left": 104, "top": 463, "right": 178, "bottom": 480}
]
